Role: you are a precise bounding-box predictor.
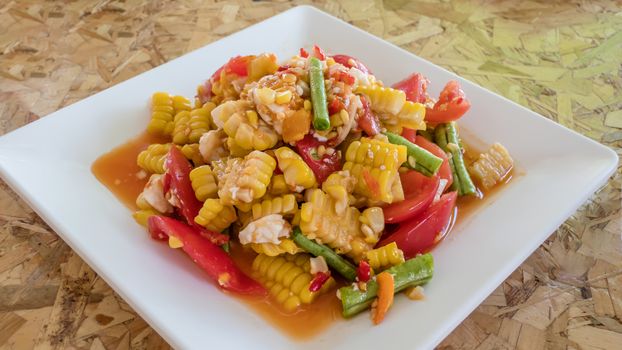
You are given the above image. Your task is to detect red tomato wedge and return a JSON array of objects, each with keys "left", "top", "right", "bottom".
[
  {"left": 392, "top": 73, "right": 429, "bottom": 104},
  {"left": 415, "top": 136, "right": 453, "bottom": 189},
  {"left": 148, "top": 216, "right": 265, "bottom": 295},
  {"left": 331, "top": 54, "right": 371, "bottom": 74},
  {"left": 165, "top": 147, "right": 203, "bottom": 226},
  {"left": 383, "top": 170, "right": 440, "bottom": 224},
  {"left": 295, "top": 134, "right": 342, "bottom": 183},
  {"left": 425, "top": 81, "right": 471, "bottom": 123},
  {"left": 379, "top": 192, "right": 457, "bottom": 259},
  {"left": 401, "top": 127, "right": 417, "bottom": 144}
]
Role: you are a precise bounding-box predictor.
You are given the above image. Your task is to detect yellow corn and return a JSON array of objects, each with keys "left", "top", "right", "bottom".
[
  {"left": 359, "top": 207, "right": 385, "bottom": 244},
  {"left": 147, "top": 92, "right": 175, "bottom": 136},
  {"left": 181, "top": 143, "right": 205, "bottom": 166},
  {"left": 137, "top": 143, "right": 171, "bottom": 174},
  {"left": 470, "top": 143, "right": 514, "bottom": 190},
  {"left": 343, "top": 137, "right": 406, "bottom": 203},
  {"left": 300, "top": 188, "right": 372, "bottom": 261},
  {"left": 189, "top": 165, "right": 218, "bottom": 201},
  {"left": 275, "top": 90, "right": 293, "bottom": 104},
  {"left": 218, "top": 151, "right": 276, "bottom": 205},
  {"left": 366, "top": 242, "right": 405, "bottom": 272},
  {"left": 274, "top": 147, "right": 317, "bottom": 191},
  {"left": 214, "top": 100, "right": 279, "bottom": 151},
  {"left": 256, "top": 87, "right": 276, "bottom": 105},
  {"left": 268, "top": 174, "right": 290, "bottom": 196},
  {"left": 251, "top": 194, "right": 298, "bottom": 221},
  {"left": 132, "top": 209, "right": 157, "bottom": 227},
  {"left": 194, "top": 198, "right": 237, "bottom": 232},
  {"left": 249, "top": 239, "right": 302, "bottom": 256},
  {"left": 252, "top": 253, "right": 335, "bottom": 311},
  {"left": 172, "top": 106, "right": 212, "bottom": 145},
  {"left": 356, "top": 85, "right": 406, "bottom": 115}
]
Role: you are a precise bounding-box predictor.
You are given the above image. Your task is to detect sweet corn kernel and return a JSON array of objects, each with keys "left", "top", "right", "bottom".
[
  {"left": 275, "top": 90, "right": 293, "bottom": 104},
  {"left": 256, "top": 87, "right": 276, "bottom": 104},
  {"left": 303, "top": 100, "right": 312, "bottom": 111},
  {"left": 326, "top": 57, "right": 336, "bottom": 67},
  {"left": 330, "top": 113, "right": 344, "bottom": 127},
  {"left": 246, "top": 110, "right": 259, "bottom": 128},
  {"left": 168, "top": 236, "right": 184, "bottom": 249},
  {"left": 339, "top": 109, "right": 349, "bottom": 124},
  {"left": 282, "top": 73, "right": 297, "bottom": 83}
]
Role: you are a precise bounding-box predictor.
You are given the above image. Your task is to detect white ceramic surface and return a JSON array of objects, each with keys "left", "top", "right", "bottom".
[{"left": 0, "top": 5, "right": 617, "bottom": 350}]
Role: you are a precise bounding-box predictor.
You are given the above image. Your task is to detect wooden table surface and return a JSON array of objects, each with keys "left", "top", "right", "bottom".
[{"left": 1, "top": 1, "right": 620, "bottom": 349}]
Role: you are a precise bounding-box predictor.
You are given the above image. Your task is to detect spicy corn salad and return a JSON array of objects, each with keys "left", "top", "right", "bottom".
[{"left": 93, "top": 46, "right": 513, "bottom": 335}]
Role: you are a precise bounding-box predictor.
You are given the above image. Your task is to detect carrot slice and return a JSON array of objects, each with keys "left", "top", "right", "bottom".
[
  {"left": 362, "top": 168, "right": 381, "bottom": 200},
  {"left": 373, "top": 271, "right": 395, "bottom": 324}
]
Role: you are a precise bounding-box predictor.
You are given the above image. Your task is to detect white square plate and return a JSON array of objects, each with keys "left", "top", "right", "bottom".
[{"left": 0, "top": 6, "right": 617, "bottom": 349}]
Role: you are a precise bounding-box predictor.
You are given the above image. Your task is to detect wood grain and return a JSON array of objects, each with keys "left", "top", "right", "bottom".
[{"left": 1, "top": 1, "right": 620, "bottom": 349}]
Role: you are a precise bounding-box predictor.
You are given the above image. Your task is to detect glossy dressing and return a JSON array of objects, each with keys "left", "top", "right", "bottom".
[{"left": 91, "top": 132, "right": 511, "bottom": 340}]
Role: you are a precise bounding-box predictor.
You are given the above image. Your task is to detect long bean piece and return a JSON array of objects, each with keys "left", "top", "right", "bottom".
[
  {"left": 292, "top": 227, "right": 357, "bottom": 281},
  {"left": 308, "top": 57, "right": 330, "bottom": 131},
  {"left": 339, "top": 253, "right": 434, "bottom": 317},
  {"left": 383, "top": 131, "right": 443, "bottom": 177},
  {"left": 435, "top": 122, "right": 476, "bottom": 195}
]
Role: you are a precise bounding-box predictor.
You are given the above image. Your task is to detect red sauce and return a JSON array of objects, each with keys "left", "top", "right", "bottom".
[{"left": 91, "top": 132, "right": 513, "bottom": 340}]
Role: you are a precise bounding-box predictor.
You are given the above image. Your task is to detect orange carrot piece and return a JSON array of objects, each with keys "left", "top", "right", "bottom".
[
  {"left": 362, "top": 168, "right": 381, "bottom": 199},
  {"left": 373, "top": 271, "right": 395, "bottom": 325}
]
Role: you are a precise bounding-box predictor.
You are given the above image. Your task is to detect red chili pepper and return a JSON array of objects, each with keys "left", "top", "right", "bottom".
[
  {"left": 148, "top": 216, "right": 265, "bottom": 295},
  {"left": 165, "top": 147, "right": 203, "bottom": 226},
  {"left": 300, "top": 47, "right": 309, "bottom": 58},
  {"left": 357, "top": 95, "right": 381, "bottom": 136},
  {"left": 312, "top": 45, "right": 326, "bottom": 60},
  {"left": 277, "top": 64, "right": 291, "bottom": 72},
  {"left": 295, "top": 134, "right": 342, "bottom": 183},
  {"left": 309, "top": 271, "right": 331, "bottom": 292},
  {"left": 331, "top": 70, "right": 356, "bottom": 85},
  {"left": 357, "top": 260, "right": 371, "bottom": 282},
  {"left": 328, "top": 97, "right": 345, "bottom": 115},
  {"left": 401, "top": 127, "right": 417, "bottom": 144}
]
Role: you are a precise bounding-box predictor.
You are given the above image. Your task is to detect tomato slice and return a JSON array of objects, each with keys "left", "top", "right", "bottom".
[
  {"left": 392, "top": 73, "right": 429, "bottom": 104},
  {"left": 401, "top": 127, "right": 417, "bottom": 144},
  {"left": 165, "top": 147, "right": 203, "bottom": 226},
  {"left": 148, "top": 216, "right": 265, "bottom": 295},
  {"left": 378, "top": 191, "right": 457, "bottom": 259},
  {"left": 383, "top": 170, "right": 440, "bottom": 224},
  {"left": 357, "top": 95, "right": 381, "bottom": 136},
  {"left": 425, "top": 81, "right": 471, "bottom": 123},
  {"left": 331, "top": 54, "right": 371, "bottom": 74},
  {"left": 414, "top": 136, "right": 453, "bottom": 189},
  {"left": 295, "top": 134, "right": 342, "bottom": 183}
]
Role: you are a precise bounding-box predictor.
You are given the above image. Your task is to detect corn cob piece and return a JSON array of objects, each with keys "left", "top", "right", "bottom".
[
  {"left": 132, "top": 209, "right": 157, "bottom": 227},
  {"left": 274, "top": 147, "right": 317, "bottom": 191},
  {"left": 212, "top": 100, "right": 279, "bottom": 151},
  {"left": 172, "top": 106, "right": 212, "bottom": 145},
  {"left": 343, "top": 138, "right": 406, "bottom": 203},
  {"left": 194, "top": 198, "right": 237, "bottom": 232},
  {"left": 251, "top": 194, "right": 298, "bottom": 221},
  {"left": 267, "top": 174, "right": 291, "bottom": 196},
  {"left": 217, "top": 151, "right": 276, "bottom": 205},
  {"left": 249, "top": 239, "right": 302, "bottom": 256},
  {"left": 137, "top": 143, "right": 172, "bottom": 174},
  {"left": 469, "top": 143, "right": 513, "bottom": 190},
  {"left": 252, "top": 253, "right": 335, "bottom": 311},
  {"left": 381, "top": 101, "right": 426, "bottom": 134},
  {"left": 366, "top": 242, "right": 405, "bottom": 272},
  {"left": 181, "top": 143, "right": 205, "bottom": 166},
  {"left": 359, "top": 207, "right": 385, "bottom": 245},
  {"left": 355, "top": 86, "right": 406, "bottom": 115},
  {"left": 300, "top": 189, "right": 373, "bottom": 261},
  {"left": 189, "top": 165, "right": 218, "bottom": 201},
  {"left": 147, "top": 92, "right": 175, "bottom": 136}
]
